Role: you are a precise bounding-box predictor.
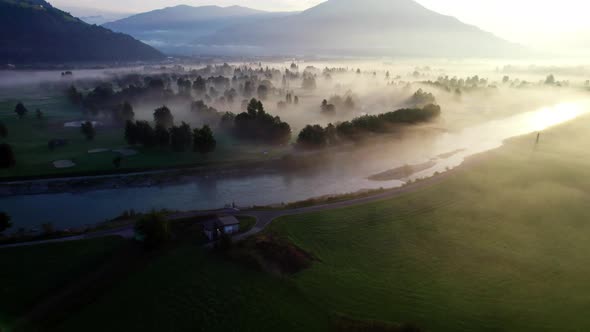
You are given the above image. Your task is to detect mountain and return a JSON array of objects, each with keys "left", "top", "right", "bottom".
[
  {"left": 103, "top": 5, "right": 297, "bottom": 55},
  {"left": 0, "top": 0, "right": 164, "bottom": 64},
  {"left": 60, "top": 5, "right": 133, "bottom": 25},
  {"left": 197, "top": 0, "right": 525, "bottom": 57}
]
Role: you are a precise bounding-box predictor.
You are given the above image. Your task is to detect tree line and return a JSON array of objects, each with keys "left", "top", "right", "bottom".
[
  {"left": 220, "top": 99, "right": 292, "bottom": 145},
  {"left": 297, "top": 104, "right": 442, "bottom": 149},
  {"left": 124, "top": 106, "right": 216, "bottom": 154}
]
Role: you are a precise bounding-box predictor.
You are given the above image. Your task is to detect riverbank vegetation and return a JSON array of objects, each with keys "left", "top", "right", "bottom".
[{"left": 297, "top": 104, "right": 441, "bottom": 149}]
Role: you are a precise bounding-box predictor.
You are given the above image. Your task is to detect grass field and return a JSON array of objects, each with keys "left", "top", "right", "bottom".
[
  {"left": 0, "top": 94, "right": 288, "bottom": 179},
  {"left": 7, "top": 114, "right": 590, "bottom": 331},
  {"left": 0, "top": 237, "right": 125, "bottom": 329},
  {"left": 56, "top": 244, "right": 332, "bottom": 332},
  {"left": 267, "top": 114, "right": 590, "bottom": 331}
]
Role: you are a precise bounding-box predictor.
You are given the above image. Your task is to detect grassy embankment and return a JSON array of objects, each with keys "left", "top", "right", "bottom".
[
  {"left": 0, "top": 95, "right": 287, "bottom": 179},
  {"left": 6, "top": 114, "right": 590, "bottom": 332}
]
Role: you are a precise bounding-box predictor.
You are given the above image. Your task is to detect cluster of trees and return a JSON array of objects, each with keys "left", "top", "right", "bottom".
[
  {"left": 14, "top": 102, "right": 27, "bottom": 118},
  {"left": 0, "top": 121, "right": 6, "bottom": 138},
  {"left": 297, "top": 124, "right": 337, "bottom": 149},
  {"left": 285, "top": 93, "right": 299, "bottom": 105},
  {"left": 408, "top": 89, "right": 436, "bottom": 107},
  {"left": 124, "top": 107, "right": 216, "bottom": 154},
  {"left": 297, "top": 104, "right": 441, "bottom": 149},
  {"left": 153, "top": 106, "right": 174, "bottom": 128},
  {"left": 191, "top": 100, "right": 223, "bottom": 126},
  {"left": 1, "top": 107, "right": 15, "bottom": 168},
  {"left": 13, "top": 102, "right": 45, "bottom": 120},
  {"left": 0, "top": 143, "right": 15, "bottom": 168},
  {"left": 319, "top": 94, "right": 357, "bottom": 115},
  {"left": 68, "top": 77, "right": 176, "bottom": 123},
  {"left": 302, "top": 73, "right": 317, "bottom": 90},
  {"left": 321, "top": 99, "right": 336, "bottom": 114},
  {"left": 0, "top": 212, "right": 11, "bottom": 235},
  {"left": 423, "top": 75, "right": 490, "bottom": 91},
  {"left": 226, "top": 99, "right": 291, "bottom": 145},
  {"left": 278, "top": 92, "right": 300, "bottom": 109},
  {"left": 134, "top": 212, "right": 170, "bottom": 250},
  {"left": 80, "top": 121, "right": 96, "bottom": 141}
]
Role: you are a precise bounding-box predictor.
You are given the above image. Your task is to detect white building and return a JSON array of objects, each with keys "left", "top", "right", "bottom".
[{"left": 203, "top": 216, "right": 240, "bottom": 241}]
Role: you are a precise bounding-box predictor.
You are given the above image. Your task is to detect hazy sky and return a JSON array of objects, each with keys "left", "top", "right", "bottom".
[{"left": 52, "top": 0, "right": 590, "bottom": 52}]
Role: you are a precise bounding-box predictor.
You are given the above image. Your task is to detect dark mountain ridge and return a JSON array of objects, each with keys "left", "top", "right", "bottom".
[{"left": 0, "top": 0, "right": 164, "bottom": 64}]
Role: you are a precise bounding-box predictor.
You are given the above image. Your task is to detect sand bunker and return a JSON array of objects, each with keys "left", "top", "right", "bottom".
[
  {"left": 113, "top": 148, "right": 138, "bottom": 156},
  {"left": 88, "top": 148, "right": 110, "bottom": 154},
  {"left": 53, "top": 160, "right": 76, "bottom": 169}
]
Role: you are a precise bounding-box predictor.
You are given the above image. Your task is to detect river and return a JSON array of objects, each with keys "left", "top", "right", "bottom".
[{"left": 1, "top": 101, "right": 587, "bottom": 229}]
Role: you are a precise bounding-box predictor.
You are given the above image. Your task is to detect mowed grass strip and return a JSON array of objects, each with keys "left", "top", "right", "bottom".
[
  {"left": 268, "top": 115, "right": 590, "bottom": 332},
  {"left": 0, "top": 237, "right": 125, "bottom": 328}
]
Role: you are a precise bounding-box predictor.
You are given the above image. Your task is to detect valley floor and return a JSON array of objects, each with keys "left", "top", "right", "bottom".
[{"left": 3, "top": 114, "right": 590, "bottom": 331}]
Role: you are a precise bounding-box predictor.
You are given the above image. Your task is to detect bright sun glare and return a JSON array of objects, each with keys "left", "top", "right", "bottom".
[{"left": 531, "top": 103, "right": 587, "bottom": 132}]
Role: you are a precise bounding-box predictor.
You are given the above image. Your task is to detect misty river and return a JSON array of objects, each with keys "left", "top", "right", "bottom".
[{"left": 1, "top": 101, "right": 588, "bottom": 229}]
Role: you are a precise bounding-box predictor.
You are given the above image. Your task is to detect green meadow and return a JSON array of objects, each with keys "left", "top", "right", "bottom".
[{"left": 268, "top": 114, "right": 590, "bottom": 331}]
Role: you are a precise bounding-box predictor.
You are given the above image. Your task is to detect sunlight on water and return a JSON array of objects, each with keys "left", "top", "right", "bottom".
[
  {"left": 404, "top": 101, "right": 590, "bottom": 184},
  {"left": 530, "top": 102, "right": 587, "bottom": 132}
]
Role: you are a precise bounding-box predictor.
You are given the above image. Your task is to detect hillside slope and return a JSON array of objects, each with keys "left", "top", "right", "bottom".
[
  {"left": 104, "top": 5, "right": 296, "bottom": 55},
  {"left": 0, "top": 0, "right": 164, "bottom": 64}
]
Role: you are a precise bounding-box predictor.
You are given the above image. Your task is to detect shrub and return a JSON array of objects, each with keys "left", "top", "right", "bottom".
[{"left": 134, "top": 212, "right": 170, "bottom": 249}]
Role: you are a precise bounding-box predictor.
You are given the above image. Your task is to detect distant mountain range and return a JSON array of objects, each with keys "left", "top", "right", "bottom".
[
  {"left": 103, "top": 5, "right": 296, "bottom": 55},
  {"left": 60, "top": 5, "right": 132, "bottom": 25},
  {"left": 106, "top": 0, "right": 524, "bottom": 57},
  {"left": 0, "top": 0, "right": 164, "bottom": 64}
]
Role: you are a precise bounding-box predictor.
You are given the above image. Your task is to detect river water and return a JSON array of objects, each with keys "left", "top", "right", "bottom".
[{"left": 1, "top": 101, "right": 587, "bottom": 229}]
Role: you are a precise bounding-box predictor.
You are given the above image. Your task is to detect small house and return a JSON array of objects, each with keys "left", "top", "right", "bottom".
[{"left": 203, "top": 216, "right": 240, "bottom": 241}]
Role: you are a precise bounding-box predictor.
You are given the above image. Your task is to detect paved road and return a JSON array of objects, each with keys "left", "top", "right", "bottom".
[
  {"left": 234, "top": 168, "right": 458, "bottom": 241},
  {"left": 0, "top": 165, "right": 460, "bottom": 249}
]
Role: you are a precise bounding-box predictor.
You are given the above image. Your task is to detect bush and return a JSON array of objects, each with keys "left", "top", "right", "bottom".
[
  {"left": 214, "top": 231, "right": 233, "bottom": 252},
  {"left": 233, "top": 99, "right": 291, "bottom": 145},
  {"left": 0, "top": 121, "right": 7, "bottom": 138},
  {"left": 134, "top": 212, "right": 170, "bottom": 249},
  {"left": 297, "top": 125, "right": 327, "bottom": 149},
  {"left": 81, "top": 121, "right": 96, "bottom": 141},
  {"left": 0, "top": 143, "right": 16, "bottom": 168},
  {"left": 0, "top": 212, "right": 12, "bottom": 234}
]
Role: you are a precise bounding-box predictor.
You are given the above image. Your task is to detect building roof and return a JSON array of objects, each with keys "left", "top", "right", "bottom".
[
  {"left": 217, "top": 216, "right": 240, "bottom": 226},
  {"left": 202, "top": 215, "right": 240, "bottom": 231}
]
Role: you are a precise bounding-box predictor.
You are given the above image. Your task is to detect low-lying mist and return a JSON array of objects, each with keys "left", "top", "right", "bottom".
[{"left": 2, "top": 58, "right": 589, "bottom": 184}]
